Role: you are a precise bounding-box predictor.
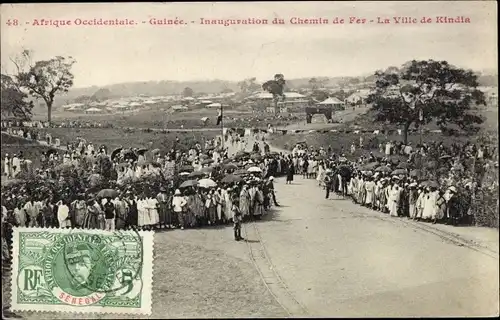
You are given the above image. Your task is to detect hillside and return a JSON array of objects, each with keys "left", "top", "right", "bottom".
[{"left": 32, "top": 70, "right": 495, "bottom": 109}]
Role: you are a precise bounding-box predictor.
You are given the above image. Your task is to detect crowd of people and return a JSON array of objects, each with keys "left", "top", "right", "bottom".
[
  {"left": 2, "top": 121, "right": 498, "bottom": 266},
  {"left": 288, "top": 139, "right": 497, "bottom": 226},
  {"left": 1, "top": 127, "right": 293, "bottom": 269}
]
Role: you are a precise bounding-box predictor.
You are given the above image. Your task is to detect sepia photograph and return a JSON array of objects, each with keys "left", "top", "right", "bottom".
[{"left": 0, "top": 1, "right": 498, "bottom": 318}]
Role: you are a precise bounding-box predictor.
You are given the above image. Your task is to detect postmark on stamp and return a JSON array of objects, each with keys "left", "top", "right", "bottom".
[{"left": 10, "top": 227, "right": 154, "bottom": 315}]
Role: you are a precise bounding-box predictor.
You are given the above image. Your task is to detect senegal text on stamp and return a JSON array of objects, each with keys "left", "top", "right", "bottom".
[{"left": 10, "top": 227, "right": 153, "bottom": 315}]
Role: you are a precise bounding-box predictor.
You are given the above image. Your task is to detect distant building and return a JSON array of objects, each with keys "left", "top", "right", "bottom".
[
  {"left": 316, "top": 97, "right": 345, "bottom": 111},
  {"left": 345, "top": 89, "right": 372, "bottom": 106},
  {"left": 85, "top": 107, "right": 104, "bottom": 114},
  {"left": 479, "top": 86, "right": 498, "bottom": 106}
]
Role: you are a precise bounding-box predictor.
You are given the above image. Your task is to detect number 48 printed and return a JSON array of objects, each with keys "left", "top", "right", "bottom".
[{"left": 6, "top": 19, "right": 19, "bottom": 26}]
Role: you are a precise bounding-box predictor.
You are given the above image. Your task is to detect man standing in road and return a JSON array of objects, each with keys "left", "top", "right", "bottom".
[
  {"left": 324, "top": 170, "right": 333, "bottom": 199},
  {"left": 232, "top": 197, "right": 244, "bottom": 241},
  {"left": 265, "top": 177, "right": 280, "bottom": 207}
]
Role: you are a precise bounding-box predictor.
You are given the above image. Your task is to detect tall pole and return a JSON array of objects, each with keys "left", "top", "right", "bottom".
[
  {"left": 220, "top": 104, "right": 224, "bottom": 151},
  {"left": 419, "top": 108, "right": 423, "bottom": 146}
]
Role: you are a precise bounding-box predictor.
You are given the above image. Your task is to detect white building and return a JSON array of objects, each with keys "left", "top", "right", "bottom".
[{"left": 317, "top": 97, "right": 345, "bottom": 110}]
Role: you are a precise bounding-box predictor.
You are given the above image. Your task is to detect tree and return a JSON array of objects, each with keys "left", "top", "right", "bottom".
[
  {"left": 1, "top": 74, "right": 34, "bottom": 120},
  {"left": 91, "top": 88, "right": 112, "bottom": 101},
  {"left": 366, "top": 60, "right": 485, "bottom": 143},
  {"left": 311, "top": 89, "right": 329, "bottom": 103},
  {"left": 309, "top": 78, "right": 318, "bottom": 90},
  {"left": 262, "top": 74, "right": 286, "bottom": 109},
  {"left": 238, "top": 77, "right": 260, "bottom": 93},
  {"left": 10, "top": 50, "right": 75, "bottom": 123},
  {"left": 182, "top": 87, "right": 194, "bottom": 97},
  {"left": 220, "top": 88, "right": 233, "bottom": 94}
]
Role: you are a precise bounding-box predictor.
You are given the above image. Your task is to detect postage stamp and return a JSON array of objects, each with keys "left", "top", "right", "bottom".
[{"left": 10, "top": 227, "right": 154, "bottom": 315}]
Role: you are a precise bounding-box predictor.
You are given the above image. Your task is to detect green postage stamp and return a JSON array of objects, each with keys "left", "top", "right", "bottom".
[{"left": 10, "top": 227, "right": 154, "bottom": 315}]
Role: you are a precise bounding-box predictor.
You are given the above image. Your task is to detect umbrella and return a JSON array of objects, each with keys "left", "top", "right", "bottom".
[
  {"left": 363, "top": 162, "right": 380, "bottom": 170},
  {"left": 199, "top": 154, "right": 209, "bottom": 160},
  {"left": 198, "top": 178, "right": 217, "bottom": 188},
  {"left": 1, "top": 179, "right": 24, "bottom": 187},
  {"left": 425, "top": 161, "right": 437, "bottom": 169},
  {"left": 437, "top": 167, "right": 449, "bottom": 174},
  {"left": 180, "top": 180, "right": 198, "bottom": 188},
  {"left": 234, "top": 151, "right": 250, "bottom": 159},
  {"left": 375, "top": 166, "right": 392, "bottom": 173},
  {"left": 111, "top": 147, "right": 123, "bottom": 160},
  {"left": 151, "top": 148, "right": 161, "bottom": 155},
  {"left": 223, "top": 163, "right": 238, "bottom": 171},
  {"left": 396, "top": 162, "right": 410, "bottom": 169},
  {"left": 222, "top": 158, "right": 233, "bottom": 164},
  {"left": 221, "top": 174, "right": 242, "bottom": 184},
  {"left": 200, "top": 167, "right": 214, "bottom": 173},
  {"left": 201, "top": 159, "right": 214, "bottom": 165},
  {"left": 137, "top": 148, "right": 148, "bottom": 156},
  {"left": 234, "top": 169, "right": 249, "bottom": 176},
  {"left": 179, "top": 165, "right": 194, "bottom": 172},
  {"left": 420, "top": 180, "right": 439, "bottom": 188},
  {"left": 392, "top": 169, "right": 407, "bottom": 175},
  {"left": 247, "top": 166, "right": 262, "bottom": 173},
  {"left": 250, "top": 153, "right": 262, "bottom": 160},
  {"left": 409, "top": 169, "right": 422, "bottom": 177},
  {"left": 54, "top": 163, "right": 74, "bottom": 171},
  {"left": 188, "top": 171, "right": 205, "bottom": 178},
  {"left": 46, "top": 148, "right": 58, "bottom": 157},
  {"left": 97, "top": 189, "right": 119, "bottom": 198},
  {"left": 123, "top": 150, "right": 138, "bottom": 162}
]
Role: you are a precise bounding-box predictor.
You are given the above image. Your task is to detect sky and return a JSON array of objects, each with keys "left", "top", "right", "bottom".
[{"left": 1, "top": 1, "right": 497, "bottom": 88}]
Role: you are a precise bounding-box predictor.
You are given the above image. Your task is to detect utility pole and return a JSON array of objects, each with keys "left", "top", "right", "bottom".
[{"left": 220, "top": 104, "right": 224, "bottom": 150}]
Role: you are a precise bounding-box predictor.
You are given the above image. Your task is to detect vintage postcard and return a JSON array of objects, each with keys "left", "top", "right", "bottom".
[{"left": 1, "top": 1, "right": 498, "bottom": 318}]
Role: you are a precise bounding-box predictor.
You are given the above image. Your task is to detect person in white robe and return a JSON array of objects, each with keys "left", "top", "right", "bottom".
[
  {"left": 421, "top": 187, "right": 435, "bottom": 220},
  {"left": 12, "top": 155, "right": 21, "bottom": 178},
  {"left": 57, "top": 200, "right": 71, "bottom": 228},
  {"left": 364, "top": 177, "right": 376, "bottom": 208},
  {"left": 4, "top": 154, "right": 11, "bottom": 178},
  {"left": 149, "top": 196, "right": 159, "bottom": 227},
  {"left": 416, "top": 188, "right": 425, "bottom": 219},
  {"left": 388, "top": 184, "right": 401, "bottom": 217},
  {"left": 223, "top": 187, "right": 233, "bottom": 222},
  {"left": 137, "top": 197, "right": 146, "bottom": 228}
]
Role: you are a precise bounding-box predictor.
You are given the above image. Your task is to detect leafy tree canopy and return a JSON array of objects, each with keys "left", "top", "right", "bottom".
[
  {"left": 366, "top": 60, "right": 485, "bottom": 142},
  {"left": 1, "top": 74, "right": 34, "bottom": 120}
]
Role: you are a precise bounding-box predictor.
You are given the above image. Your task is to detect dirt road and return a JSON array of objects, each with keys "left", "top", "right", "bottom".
[{"left": 233, "top": 135, "right": 499, "bottom": 317}]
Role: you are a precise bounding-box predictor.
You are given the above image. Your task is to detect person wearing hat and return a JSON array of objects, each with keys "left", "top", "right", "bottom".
[
  {"left": 156, "top": 187, "right": 170, "bottom": 229},
  {"left": 265, "top": 177, "right": 280, "bottom": 207},
  {"left": 172, "top": 189, "right": 187, "bottom": 230},
  {"left": 446, "top": 186, "right": 461, "bottom": 226},
  {"left": 103, "top": 197, "right": 116, "bottom": 231},
  {"left": 408, "top": 182, "right": 419, "bottom": 220},
  {"left": 3, "top": 153, "right": 11, "bottom": 179},
  {"left": 231, "top": 196, "right": 244, "bottom": 241}
]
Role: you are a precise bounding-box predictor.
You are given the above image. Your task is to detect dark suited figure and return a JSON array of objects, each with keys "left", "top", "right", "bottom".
[
  {"left": 324, "top": 173, "right": 333, "bottom": 199},
  {"left": 266, "top": 177, "right": 280, "bottom": 206},
  {"left": 232, "top": 200, "right": 243, "bottom": 241}
]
